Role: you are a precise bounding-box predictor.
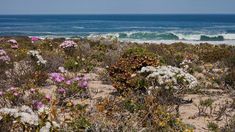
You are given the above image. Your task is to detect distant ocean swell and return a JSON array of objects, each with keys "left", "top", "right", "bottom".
[{"left": 88, "top": 32, "right": 235, "bottom": 42}]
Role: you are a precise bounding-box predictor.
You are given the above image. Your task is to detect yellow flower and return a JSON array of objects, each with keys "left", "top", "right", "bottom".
[
  {"left": 184, "top": 128, "right": 193, "bottom": 132},
  {"left": 159, "top": 121, "right": 166, "bottom": 127},
  {"left": 66, "top": 102, "right": 73, "bottom": 107}
]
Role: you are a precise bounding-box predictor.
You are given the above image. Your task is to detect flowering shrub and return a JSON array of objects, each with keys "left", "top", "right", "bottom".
[
  {"left": 0, "top": 105, "right": 59, "bottom": 131},
  {"left": 31, "top": 36, "right": 40, "bottom": 43},
  {"left": 7, "top": 39, "right": 19, "bottom": 49},
  {"left": 139, "top": 66, "right": 198, "bottom": 94},
  {"left": 108, "top": 47, "right": 159, "bottom": 93},
  {"left": 27, "top": 50, "right": 47, "bottom": 66},
  {"left": 49, "top": 72, "right": 89, "bottom": 105},
  {"left": 60, "top": 40, "right": 77, "bottom": 49},
  {"left": 0, "top": 49, "right": 11, "bottom": 63},
  {"left": 60, "top": 40, "right": 78, "bottom": 56},
  {"left": 1, "top": 87, "right": 24, "bottom": 106}
]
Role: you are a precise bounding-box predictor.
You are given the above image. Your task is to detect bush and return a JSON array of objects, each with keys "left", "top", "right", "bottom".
[{"left": 108, "top": 46, "right": 159, "bottom": 93}]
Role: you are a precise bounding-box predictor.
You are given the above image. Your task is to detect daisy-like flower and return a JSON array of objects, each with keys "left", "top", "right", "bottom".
[
  {"left": 27, "top": 50, "right": 47, "bottom": 65},
  {"left": 0, "top": 49, "right": 11, "bottom": 62},
  {"left": 60, "top": 40, "right": 77, "bottom": 49},
  {"left": 140, "top": 65, "right": 198, "bottom": 91}
]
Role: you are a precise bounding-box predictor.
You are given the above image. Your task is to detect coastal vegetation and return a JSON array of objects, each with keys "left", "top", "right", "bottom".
[{"left": 0, "top": 36, "right": 235, "bottom": 131}]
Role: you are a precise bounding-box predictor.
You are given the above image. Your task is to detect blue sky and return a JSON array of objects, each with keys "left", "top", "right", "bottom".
[{"left": 0, "top": 0, "right": 235, "bottom": 14}]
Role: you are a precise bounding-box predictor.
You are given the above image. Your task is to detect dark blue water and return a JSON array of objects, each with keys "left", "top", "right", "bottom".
[{"left": 1, "top": 14, "right": 235, "bottom": 44}]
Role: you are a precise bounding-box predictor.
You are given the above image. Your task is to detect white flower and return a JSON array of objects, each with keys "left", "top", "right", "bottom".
[
  {"left": 28, "top": 50, "right": 47, "bottom": 65},
  {"left": 140, "top": 66, "right": 198, "bottom": 90},
  {"left": 0, "top": 105, "right": 39, "bottom": 125},
  {"left": 40, "top": 122, "right": 51, "bottom": 132},
  {"left": 58, "top": 66, "right": 67, "bottom": 73}
]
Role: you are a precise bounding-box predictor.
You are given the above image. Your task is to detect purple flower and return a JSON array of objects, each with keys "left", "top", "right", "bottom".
[
  {"left": 57, "top": 88, "right": 66, "bottom": 94},
  {"left": 34, "top": 101, "right": 44, "bottom": 110},
  {"left": 79, "top": 81, "right": 88, "bottom": 88},
  {"left": 49, "top": 72, "right": 65, "bottom": 83}
]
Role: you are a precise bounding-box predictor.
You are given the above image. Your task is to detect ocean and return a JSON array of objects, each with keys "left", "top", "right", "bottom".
[{"left": 1, "top": 14, "right": 235, "bottom": 44}]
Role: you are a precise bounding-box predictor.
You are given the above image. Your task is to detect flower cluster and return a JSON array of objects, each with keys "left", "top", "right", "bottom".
[
  {"left": 31, "top": 36, "right": 40, "bottom": 43},
  {"left": 0, "top": 105, "right": 39, "bottom": 125},
  {"left": 180, "top": 59, "right": 192, "bottom": 71},
  {"left": 5, "top": 87, "right": 22, "bottom": 97},
  {"left": 59, "top": 40, "right": 77, "bottom": 49},
  {"left": 27, "top": 50, "right": 47, "bottom": 65},
  {"left": 0, "top": 105, "right": 59, "bottom": 131},
  {"left": 139, "top": 66, "right": 198, "bottom": 90},
  {"left": 0, "top": 49, "right": 11, "bottom": 63},
  {"left": 49, "top": 72, "right": 88, "bottom": 89},
  {"left": 7, "top": 39, "right": 19, "bottom": 49}
]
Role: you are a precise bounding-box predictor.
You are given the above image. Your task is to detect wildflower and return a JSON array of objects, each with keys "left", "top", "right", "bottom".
[
  {"left": 11, "top": 44, "right": 19, "bottom": 49},
  {"left": 40, "top": 122, "right": 51, "bottom": 132},
  {"left": 28, "top": 50, "right": 47, "bottom": 65},
  {"left": 31, "top": 36, "right": 40, "bottom": 43},
  {"left": 0, "top": 105, "right": 39, "bottom": 125},
  {"left": 7, "top": 39, "right": 17, "bottom": 44},
  {"left": 57, "top": 88, "right": 66, "bottom": 94},
  {"left": 66, "top": 80, "right": 72, "bottom": 85},
  {"left": 34, "top": 101, "right": 44, "bottom": 110},
  {"left": 45, "top": 94, "right": 51, "bottom": 101},
  {"left": 60, "top": 40, "right": 77, "bottom": 49},
  {"left": 0, "top": 91, "right": 3, "bottom": 96},
  {"left": 50, "top": 72, "right": 65, "bottom": 83},
  {"left": 58, "top": 66, "right": 67, "bottom": 73},
  {"left": 13, "top": 92, "right": 19, "bottom": 96},
  {"left": 30, "top": 88, "right": 36, "bottom": 93},
  {"left": 0, "top": 49, "right": 10, "bottom": 63},
  {"left": 79, "top": 81, "right": 88, "bottom": 88},
  {"left": 140, "top": 66, "right": 198, "bottom": 91},
  {"left": 73, "top": 77, "right": 81, "bottom": 81}
]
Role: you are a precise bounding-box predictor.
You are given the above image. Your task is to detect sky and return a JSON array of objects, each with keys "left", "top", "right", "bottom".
[{"left": 0, "top": 0, "right": 235, "bottom": 14}]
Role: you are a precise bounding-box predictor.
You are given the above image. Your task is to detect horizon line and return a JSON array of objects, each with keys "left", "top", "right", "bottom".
[{"left": 0, "top": 13, "right": 235, "bottom": 16}]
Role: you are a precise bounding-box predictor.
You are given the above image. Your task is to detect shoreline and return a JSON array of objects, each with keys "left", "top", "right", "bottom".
[{"left": 1, "top": 36, "right": 235, "bottom": 46}]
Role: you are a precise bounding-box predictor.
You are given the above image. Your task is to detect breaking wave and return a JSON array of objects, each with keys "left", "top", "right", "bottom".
[{"left": 88, "top": 32, "right": 235, "bottom": 42}]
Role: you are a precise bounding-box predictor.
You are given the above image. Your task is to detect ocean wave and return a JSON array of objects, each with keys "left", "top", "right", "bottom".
[{"left": 88, "top": 32, "right": 235, "bottom": 42}]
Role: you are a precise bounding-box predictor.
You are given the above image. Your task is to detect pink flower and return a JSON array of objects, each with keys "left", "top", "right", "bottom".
[
  {"left": 57, "top": 88, "right": 66, "bottom": 94},
  {"left": 9, "top": 87, "right": 17, "bottom": 91},
  {"left": 50, "top": 72, "right": 65, "bottom": 83},
  {"left": 13, "top": 92, "right": 19, "bottom": 96},
  {"left": 73, "top": 77, "right": 81, "bottom": 81},
  {"left": 31, "top": 37, "right": 40, "bottom": 43},
  {"left": 79, "top": 81, "right": 88, "bottom": 88},
  {"left": 11, "top": 44, "right": 19, "bottom": 49},
  {"left": 7, "top": 39, "right": 17, "bottom": 44},
  {"left": 0, "top": 91, "right": 3, "bottom": 96},
  {"left": 30, "top": 88, "right": 36, "bottom": 93},
  {"left": 60, "top": 40, "right": 77, "bottom": 49},
  {"left": 45, "top": 94, "right": 51, "bottom": 101},
  {"left": 66, "top": 80, "right": 72, "bottom": 85},
  {"left": 34, "top": 101, "right": 44, "bottom": 110}
]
